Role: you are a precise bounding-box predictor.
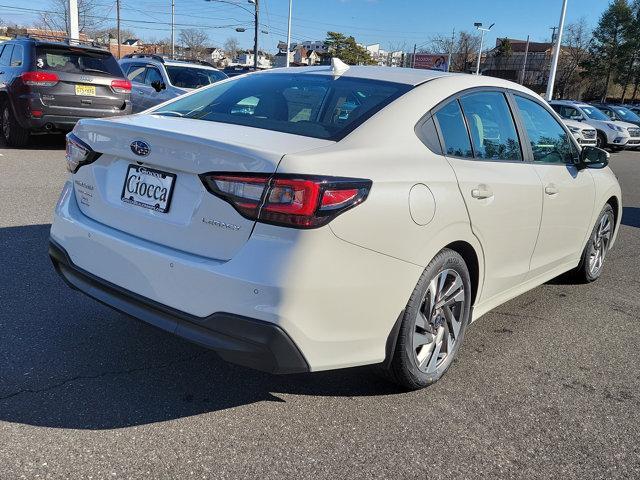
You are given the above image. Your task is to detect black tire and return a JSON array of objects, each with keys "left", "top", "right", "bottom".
[
  {"left": 596, "top": 131, "right": 607, "bottom": 150},
  {"left": 385, "top": 249, "right": 472, "bottom": 390},
  {"left": 1, "top": 101, "right": 30, "bottom": 148},
  {"left": 574, "top": 204, "right": 615, "bottom": 283}
]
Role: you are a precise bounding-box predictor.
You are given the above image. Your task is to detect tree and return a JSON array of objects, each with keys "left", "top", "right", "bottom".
[
  {"left": 323, "top": 31, "right": 376, "bottom": 65},
  {"left": 554, "top": 19, "right": 592, "bottom": 98},
  {"left": 38, "top": 0, "right": 107, "bottom": 34},
  {"left": 494, "top": 38, "right": 513, "bottom": 58},
  {"left": 584, "top": 0, "right": 634, "bottom": 101},
  {"left": 223, "top": 37, "right": 240, "bottom": 61},
  {"left": 179, "top": 28, "right": 209, "bottom": 60},
  {"left": 428, "top": 30, "right": 481, "bottom": 72}
]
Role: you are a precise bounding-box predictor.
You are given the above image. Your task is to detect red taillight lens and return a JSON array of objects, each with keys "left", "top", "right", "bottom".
[
  {"left": 111, "top": 79, "right": 132, "bottom": 93},
  {"left": 200, "top": 173, "right": 371, "bottom": 229},
  {"left": 21, "top": 71, "right": 59, "bottom": 87}
]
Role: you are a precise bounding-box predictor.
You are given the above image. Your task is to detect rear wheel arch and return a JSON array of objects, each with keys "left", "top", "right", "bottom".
[
  {"left": 443, "top": 240, "right": 480, "bottom": 306},
  {"left": 606, "top": 195, "right": 619, "bottom": 228}
]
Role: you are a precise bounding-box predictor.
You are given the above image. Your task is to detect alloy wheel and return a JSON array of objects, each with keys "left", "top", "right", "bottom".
[
  {"left": 588, "top": 213, "right": 612, "bottom": 276},
  {"left": 413, "top": 269, "right": 466, "bottom": 374}
]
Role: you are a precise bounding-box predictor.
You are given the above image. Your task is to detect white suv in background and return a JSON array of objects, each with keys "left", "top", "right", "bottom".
[
  {"left": 550, "top": 100, "right": 631, "bottom": 150},
  {"left": 561, "top": 118, "right": 597, "bottom": 147},
  {"left": 119, "top": 54, "right": 227, "bottom": 113}
]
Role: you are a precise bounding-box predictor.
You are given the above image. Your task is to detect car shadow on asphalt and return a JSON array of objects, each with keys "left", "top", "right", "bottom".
[
  {"left": 622, "top": 206, "right": 640, "bottom": 228},
  {"left": 0, "top": 224, "right": 402, "bottom": 430},
  {"left": 0, "top": 134, "right": 65, "bottom": 151}
]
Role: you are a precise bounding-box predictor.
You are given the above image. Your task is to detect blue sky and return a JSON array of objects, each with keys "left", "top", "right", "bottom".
[{"left": 0, "top": 0, "right": 609, "bottom": 52}]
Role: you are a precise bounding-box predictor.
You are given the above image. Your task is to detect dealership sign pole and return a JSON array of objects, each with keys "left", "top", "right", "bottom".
[
  {"left": 68, "top": 0, "right": 79, "bottom": 43},
  {"left": 546, "top": 0, "right": 568, "bottom": 100}
]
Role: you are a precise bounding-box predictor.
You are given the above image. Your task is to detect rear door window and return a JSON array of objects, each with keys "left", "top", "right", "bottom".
[
  {"left": 144, "top": 67, "right": 163, "bottom": 86},
  {"left": 126, "top": 64, "right": 147, "bottom": 83},
  {"left": 10, "top": 45, "right": 23, "bottom": 67},
  {"left": 434, "top": 100, "right": 473, "bottom": 158},
  {"left": 35, "top": 46, "right": 122, "bottom": 77},
  {"left": 460, "top": 91, "right": 522, "bottom": 161},
  {"left": 0, "top": 44, "right": 14, "bottom": 66}
]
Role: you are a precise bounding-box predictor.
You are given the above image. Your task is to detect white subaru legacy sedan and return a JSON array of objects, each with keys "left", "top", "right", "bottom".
[{"left": 50, "top": 62, "right": 622, "bottom": 390}]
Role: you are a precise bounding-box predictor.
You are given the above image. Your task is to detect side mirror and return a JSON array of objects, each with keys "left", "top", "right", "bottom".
[
  {"left": 151, "top": 81, "right": 166, "bottom": 92},
  {"left": 578, "top": 145, "right": 609, "bottom": 170}
]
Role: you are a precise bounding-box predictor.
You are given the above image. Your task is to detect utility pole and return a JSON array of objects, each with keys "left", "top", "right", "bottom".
[
  {"left": 253, "top": 0, "right": 259, "bottom": 69},
  {"left": 411, "top": 43, "right": 416, "bottom": 68},
  {"left": 116, "top": 0, "right": 121, "bottom": 58},
  {"left": 68, "top": 0, "right": 79, "bottom": 43},
  {"left": 447, "top": 28, "right": 455, "bottom": 72},
  {"left": 519, "top": 35, "right": 530, "bottom": 85},
  {"left": 171, "top": 0, "right": 175, "bottom": 59},
  {"left": 545, "top": 0, "right": 568, "bottom": 100},
  {"left": 285, "top": 0, "right": 292, "bottom": 67}
]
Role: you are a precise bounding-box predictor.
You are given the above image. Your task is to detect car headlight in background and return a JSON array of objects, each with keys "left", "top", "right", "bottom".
[
  {"left": 568, "top": 126, "right": 581, "bottom": 133},
  {"left": 65, "top": 133, "right": 101, "bottom": 173}
]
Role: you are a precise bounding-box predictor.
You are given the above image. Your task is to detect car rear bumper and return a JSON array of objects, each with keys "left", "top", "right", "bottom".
[
  {"left": 49, "top": 239, "right": 309, "bottom": 374},
  {"left": 11, "top": 94, "right": 132, "bottom": 131},
  {"left": 50, "top": 181, "right": 420, "bottom": 371}
]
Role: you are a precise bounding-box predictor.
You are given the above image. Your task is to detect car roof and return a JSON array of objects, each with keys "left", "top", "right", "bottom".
[
  {"left": 550, "top": 100, "right": 594, "bottom": 108},
  {"left": 256, "top": 65, "right": 450, "bottom": 86},
  {"left": 119, "top": 56, "right": 220, "bottom": 70},
  {"left": 8, "top": 37, "right": 111, "bottom": 54}
]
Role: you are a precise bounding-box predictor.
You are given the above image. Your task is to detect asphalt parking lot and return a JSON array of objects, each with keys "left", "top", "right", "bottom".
[{"left": 1, "top": 135, "right": 639, "bottom": 479}]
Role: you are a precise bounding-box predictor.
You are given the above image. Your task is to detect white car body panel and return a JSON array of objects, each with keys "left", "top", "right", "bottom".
[{"left": 50, "top": 66, "right": 623, "bottom": 372}]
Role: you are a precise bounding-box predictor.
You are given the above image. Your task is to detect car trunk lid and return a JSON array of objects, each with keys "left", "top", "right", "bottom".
[{"left": 71, "top": 115, "right": 334, "bottom": 260}]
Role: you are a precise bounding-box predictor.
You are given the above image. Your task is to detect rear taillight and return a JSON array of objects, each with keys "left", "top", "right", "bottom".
[
  {"left": 111, "top": 79, "right": 132, "bottom": 93},
  {"left": 200, "top": 173, "right": 371, "bottom": 229},
  {"left": 21, "top": 71, "right": 59, "bottom": 87}
]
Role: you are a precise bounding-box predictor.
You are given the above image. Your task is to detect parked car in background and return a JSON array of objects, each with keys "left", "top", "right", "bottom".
[
  {"left": 0, "top": 36, "right": 131, "bottom": 147},
  {"left": 560, "top": 118, "right": 598, "bottom": 147},
  {"left": 50, "top": 64, "right": 621, "bottom": 390},
  {"left": 550, "top": 100, "right": 630, "bottom": 150},
  {"left": 627, "top": 105, "right": 640, "bottom": 117},
  {"left": 592, "top": 103, "right": 640, "bottom": 149},
  {"left": 119, "top": 54, "right": 227, "bottom": 113}
]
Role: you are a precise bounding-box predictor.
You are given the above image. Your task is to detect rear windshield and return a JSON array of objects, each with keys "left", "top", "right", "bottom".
[
  {"left": 154, "top": 73, "right": 412, "bottom": 140},
  {"left": 35, "top": 46, "right": 123, "bottom": 77},
  {"left": 165, "top": 66, "right": 227, "bottom": 89}
]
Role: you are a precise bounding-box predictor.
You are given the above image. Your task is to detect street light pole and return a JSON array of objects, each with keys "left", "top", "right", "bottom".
[
  {"left": 68, "top": 0, "right": 79, "bottom": 43},
  {"left": 171, "top": 0, "right": 175, "bottom": 59},
  {"left": 545, "top": 0, "right": 568, "bottom": 100},
  {"left": 285, "top": 0, "right": 292, "bottom": 67},
  {"left": 116, "top": 0, "right": 121, "bottom": 58},
  {"left": 474, "top": 22, "right": 494, "bottom": 75}
]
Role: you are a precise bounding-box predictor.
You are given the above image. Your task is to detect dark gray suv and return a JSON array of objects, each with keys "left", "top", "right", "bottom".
[{"left": 0, "top": 37, "right": 132, "bottom": 147}]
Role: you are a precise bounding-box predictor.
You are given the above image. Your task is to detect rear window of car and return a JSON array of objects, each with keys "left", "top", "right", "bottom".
[
  {"left": 154, "top": 73, "right": 412, "bottom": 140},
  {"left": 165, "top": 66, "right": 227, "bottom": 89},
  {"left": 35, "top": 46, "right": 123, "bottom": 77}
]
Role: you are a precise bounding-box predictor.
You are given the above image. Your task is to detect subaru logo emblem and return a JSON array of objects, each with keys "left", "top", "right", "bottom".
[{"left": 130, "top": 140, "right": 150, "bottom": 157}]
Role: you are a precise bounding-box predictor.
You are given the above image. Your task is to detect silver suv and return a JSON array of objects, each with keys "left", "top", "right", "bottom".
[{"left": 118, "top": 55, "right": 227, "bottom": 113}]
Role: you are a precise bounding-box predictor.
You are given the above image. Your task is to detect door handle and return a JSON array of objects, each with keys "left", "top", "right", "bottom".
[
  {"left": 544, "top": 184, "right": 559, "bottom": 195},
  {"left": 471, "top": 185, "right": 494, "bottom": 199}
]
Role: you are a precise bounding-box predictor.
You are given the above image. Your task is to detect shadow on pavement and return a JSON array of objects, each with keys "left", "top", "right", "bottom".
[
  {"left": 622, "top": 206, "right": 640, "bottom": 228},
  {"left": 0, "top": 133, "right": 65, "bottom": 151},
  {"left": 0, "top": 224, "right": 400, "bottom": 431}
]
